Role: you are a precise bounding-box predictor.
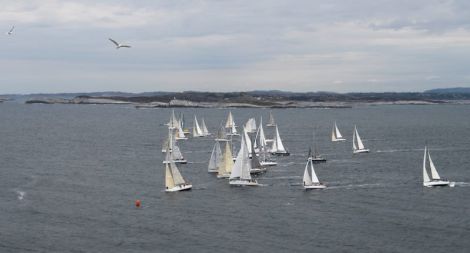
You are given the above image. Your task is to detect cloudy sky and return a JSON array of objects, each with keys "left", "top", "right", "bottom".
[{"left": 1, "top": 0, "right": 470, "bottom": 93}]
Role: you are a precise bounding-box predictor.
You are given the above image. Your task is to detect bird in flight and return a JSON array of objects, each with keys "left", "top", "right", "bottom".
[
  {"left": 6, "top": 26, "right": 14, "bottom": 35},
  {"left": 108, "top": 38, "right": 131, "bottom": 49}
]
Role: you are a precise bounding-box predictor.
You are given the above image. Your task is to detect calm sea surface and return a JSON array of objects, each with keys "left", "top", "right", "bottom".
[{"left": 0, "top": 103, "right": 469, "bottom": 252}]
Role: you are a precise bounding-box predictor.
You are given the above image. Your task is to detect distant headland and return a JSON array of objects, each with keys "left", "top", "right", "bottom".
[{"left": 2, "top": 87, "right": 470, "bottom": 108}]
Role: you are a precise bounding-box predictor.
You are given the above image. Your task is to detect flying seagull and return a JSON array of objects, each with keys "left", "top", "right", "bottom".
[
  {"left": 6, "top": 26, "right": 14, "bottom": 35},
  {"left": 108, "top": 38, "right": 131, "bottom": 49}
]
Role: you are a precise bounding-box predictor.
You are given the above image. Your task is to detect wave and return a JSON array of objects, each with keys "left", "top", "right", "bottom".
[
  {"left": 452, "top": 182, "right": 470, "bottom": 187},
  {"left": 16, "top": 190, "right": 26, "bottom": 200},
  {"left": 325, "top": 183, "right": 383, "bottom": 190}
]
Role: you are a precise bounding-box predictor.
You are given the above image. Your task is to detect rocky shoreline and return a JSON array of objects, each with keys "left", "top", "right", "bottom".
[{"left": 22, "top": 97, "right": 470, "bottom": 108}]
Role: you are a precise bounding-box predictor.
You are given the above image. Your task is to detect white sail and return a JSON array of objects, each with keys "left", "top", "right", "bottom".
[
  {"left": 310, "top": 159, "right": 320, "bottom": 183},
  {"left": 215, "top": 124, "right": 228, "bottom": 140},
  {"left": 201, "top": 118, "right": 210, "bottom": 136},
  {"left": 230, "top": 134, "right": 252, "bottom": 180},
  {"left": 165, "top": 149, "right": 186, "bottom": 187},
  {"left": 176, "top": 120, "right": 186, "bottom": 139},
  {"left": 244, "top": 128, "right": 252, "bottom": 154},
  {"left": 267, "top": 112, "right": 275, "bottom": 126},
  {"left": 352, "top": 127, "right": 357, "bottom": 150},
  {"left": 208, "top": 141, "right": 222, "bottom": 172},
  {"left": 245, "top": 118, "right": 256, "bottom": 133},
  {"left": 193, "top": 115, "right": 203, "bottom": 137},
  {"left": 335, "top": 122, "right": 343, "bottom": 138},
  {"left": 255, "top": 117, "right": 266, "bottom": 151},
  {"left": 218, "top": 141, "right": 234, "bottom": 176},
  {"left": 231, "top": 123, "right": 237, "bottom": 135},
  {"left": 423, "top": 146, "right": 431, "bottom": 183},
  {"left": 251, "top": 139, "right": 262, "bottom": 169},
  {"left": 303, "top": 160, "right": 313, "bottom": 186},
  {"left": 168, "top": 110, "right": 179, "bottom": 129},
  {"left": 428, "top": 151, "right": 441, "bottom": 180},
  {"left": 225, "top": 111, "right": 234, "bottom": 128},
  {"left": 172, "top": 144, "right": 184, "bottom": 160},
  {"left": 169, "top": 159, "right": 186, "bottom": 185},
  {"left": 274, "top": 125, "right": 286, "bottom": 152},
  {"left": 354, "top": 126, "right": 365, "bottom": 150}
]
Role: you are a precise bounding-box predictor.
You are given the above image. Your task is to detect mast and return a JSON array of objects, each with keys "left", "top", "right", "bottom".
[
  {"left": 353, "top": 126, "right": 357, "bottom": 151},
  {"left": 230, "top": 132, "right": 252, "bottom": 180}
]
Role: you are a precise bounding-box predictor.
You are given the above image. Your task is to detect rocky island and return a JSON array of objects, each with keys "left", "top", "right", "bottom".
[{"left": 16, "top": 88, "right": 470, "bottom": 108}]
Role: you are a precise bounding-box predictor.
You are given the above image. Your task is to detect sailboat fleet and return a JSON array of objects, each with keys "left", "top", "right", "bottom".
[{"left": 160, "top": 110, "right": 454, "bottom": 192}]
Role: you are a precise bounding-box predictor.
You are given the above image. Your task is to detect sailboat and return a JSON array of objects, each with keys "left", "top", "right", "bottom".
[
  {"left": 256, "top": 118, "right": 277, "bottom": 166},
  {"left": 225, "top": 111, "right": 239, "bottom": 136},
  {"left": 201, "top": 118, "right": 210, "bottom": 136},
  {"left": 208, "top": 141, "right": 222, "bottom": 173},
  {"left": 303, "top": 148, "right": 326, "bottom": 189},
  {"left": 167, "top": 110, "right": 179, "bottom": 130},
  {"left": 244, "top": 118, "right": 257, "bottom": 133},
  {"left": 175, "top": 120, "right": 188, "bottom": 140},
  {"left": 179, "top": 113, "right": 190, "bottom": 135},
  {"left": 331, "top": 122, "right": 346, "bottom": 142},
  {"left": 422, "top": 146, "right": 452, "bottom": 187},
  {"left": 352, "top": 125, "right": 369, "bottom": 154},
  {"left": 217, "top": 141, "right": 234, "bottom": 178},
  {"left": 250, "top": 139, "right": 266, "bottom": 174},
  {"left": 270, "top": 125, "right": 289, "bottom": 156},
  {"left": 266, "top": 111, "right": 276, "bottom": 127},
  {"left": 229, "top": 132, "right": 260, "bottom": 186},
  {"left": 163, "top": 129, "right": 187, "bottom": 164},
  {"left": 215, "top": 124, "right": 228, "bottom": 141},
  {"left": 192, "top": 115, "right": 204, "bottom": 137},
  {"left": 164, "top": 147, "right": 192, "bottom": 192},
  {"left": 312, "top": 128, "right": 326, "bottom": 163}
]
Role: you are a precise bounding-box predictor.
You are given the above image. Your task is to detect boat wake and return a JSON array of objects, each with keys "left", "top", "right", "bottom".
[
  {"left": 265, "top": 176, "right": 302, "bottom": 180},
  {"left": 326, "top": 183, "right": 383, "bottom": 190},
  {"left": 452, "top": 182, "right": 470, "bottom": 187}
]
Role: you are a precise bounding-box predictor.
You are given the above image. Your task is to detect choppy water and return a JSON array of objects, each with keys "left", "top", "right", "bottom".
[{"left": 0, "top": 103, "right": 469, "bottom": 252}]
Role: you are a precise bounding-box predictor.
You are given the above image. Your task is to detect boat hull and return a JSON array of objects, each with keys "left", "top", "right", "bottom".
[
  {"left": 353, "top": 149, "right": 370, "bottom": 154},
  {"left": 217, "top": 174, "right": 230, "bottom": 179},
  {"left": 423, "top": 180, "right": 451, "bottom": 187},
  {"left": 260, "top": 161, "right": 277, "bottom": 166},
  {"left": 332, "top": 138, "right": 346, "bottom": 142},
  {"left": 214, "top": 138, "right": 229, "bottom": 142},
  {"left": 165, "top": 184, "right": 193, "bottom": 192},
  {"left": 208, "top": 169, "right": 218, "bottom": 173},
  {"left": 229, "top": 179, "right": 260, "bottom": 186},
  {"left": 312, "top": 158, "right": 327, "bottom": 163},
  {"left": 271, "top": 151, "right": 290, "bottom": 156},
  {"left": 250, "top": 168, "right": 267, "bottom": 174},
  {"left": 266, "top": 124, "right": 275, "bottom": 127},
  {"left": 304, "top": 184, "right": 327, "bottom": 189},
  {"left": 163, "top": 159, "right": 187, "bottom": 164}
]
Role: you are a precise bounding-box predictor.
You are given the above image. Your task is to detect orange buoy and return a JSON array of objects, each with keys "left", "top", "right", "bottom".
[{"left": 135, "top": 199, "right": 141, "bottom": 208}]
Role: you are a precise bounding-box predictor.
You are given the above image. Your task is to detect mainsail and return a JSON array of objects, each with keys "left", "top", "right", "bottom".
[
  {"left": 267, "top": 112, "right": 275, "bottom": 126},
  {"left": 201, "top": 118, "right": 210, "bottom": 136},
  {"left": 230, "top": 134, "right": 252, "bottom": 180},
  {"left": 208, "top": 141, "right": 222, "bottom": 172},
  {"left": 193, "top": 115, "right": 203, "bottom": 137},
  {"left": 218, "top": 141, "right": 234, "bottom": 177}
]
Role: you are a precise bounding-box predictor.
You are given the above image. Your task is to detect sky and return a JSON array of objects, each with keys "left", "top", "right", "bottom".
[{"left": 1, "top": 0, "right": 470, "bottom": 94}]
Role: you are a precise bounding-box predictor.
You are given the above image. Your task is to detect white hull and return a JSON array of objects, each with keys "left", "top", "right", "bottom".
[
  {"left": 304, "top": 184, "right": 327, "bottom": 189},
  {"left": 260, "top": 161, "right": 277, "bottom": 166},
  {"left": 175, "top": 137, "right": 188, "bottom": 140},
  {"left": 266, "top": 124, "right": 275, "bottom": 127},
  {"left": 208, "top": 169, "right": 218, "bottom": 173},
  {"left": 229, "top": 179, "right": 260, "bottom": 186},
  {"left": 227, "top": 133, "right": 240, "bottom": 136},
  {"left": 332, "top": 138, "right": 346, "bottom": 142},
  {"left": 423, "top": 180, "right": 451, "bottom": 187},
  {"left": 215, "top": 138, "right": 229, "bottom": 142},
  {"left": 165, "top": 184, "right": 192, "bottom": 192},
  {"left": 217, "top": 174, "right": 230, "bottom": 179},
  {"left": 163, "top": 159, "right": 187, "bottom": 164},
  {"left": 353, "top": 149, "right": 370, "bottom": 154}
]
